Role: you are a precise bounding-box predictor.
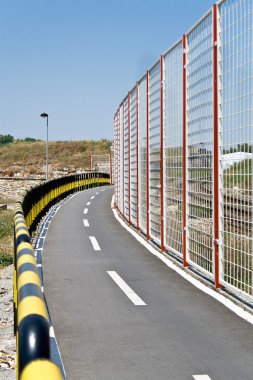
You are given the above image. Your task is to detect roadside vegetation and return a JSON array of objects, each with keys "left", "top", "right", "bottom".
[
  {"left": 0, "top": 209, "right": 14, "bottom": 268},
  {"left": 0, "top": 138, "right": 112, "bottom": 176}
]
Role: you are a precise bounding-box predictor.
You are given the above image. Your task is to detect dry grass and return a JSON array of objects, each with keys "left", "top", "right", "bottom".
[{"left": 0, "top": 139, "right": 112, "bottom": 176}]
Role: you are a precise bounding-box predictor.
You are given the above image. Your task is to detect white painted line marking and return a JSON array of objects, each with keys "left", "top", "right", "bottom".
[
  {"left": 83, "top": 208, "right": 88, "bottom": 214},
  {"left": 36, "top": 264, "right": 42, "bottom": 268},
  {"left": 112, "top": 195, "right": 253, "bottom": 325},
  {"left": 89, "top": 236, "right": 101, "bottom": 251},
  {"left": 193, "top": 376, "right": 212, "bottom": 380},
  {"left": 49, "top": 326, "right": 55, "bottom": 338},
  {"left": 101, "top": 189, "right": 105, "bottom": 192},
  {"left": 83, "top": 219, "right": 89, "bottom": 227},
  {"left": 90, "top": 196, "right": 95, "bottom": 200},
  {"left": 86, "top": 201, "right": 91, "bottom": 206},
  {"left": 96, "top": 192, "right": 99, "bottom": 194},
  {"left": 41, "top": 286, "right": 44, "bottom": 293},
  {"left": 107, "top": 271, "right": 146, "bottom": 306}
]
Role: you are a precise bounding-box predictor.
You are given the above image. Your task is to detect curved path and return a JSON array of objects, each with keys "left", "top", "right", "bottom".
[{"left": 43, "top": 187, "right": 253, "bottom": 380}]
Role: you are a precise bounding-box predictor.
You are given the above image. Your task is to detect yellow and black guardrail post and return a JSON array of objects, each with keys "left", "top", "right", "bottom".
[
  {"left": 13, "top": 172, "right": 110, "bottom": 378},
  {"left": 14, "top": 203, "right": 63, "bottom": 379}
]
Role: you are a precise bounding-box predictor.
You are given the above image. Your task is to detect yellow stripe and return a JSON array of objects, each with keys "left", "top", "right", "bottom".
[
  {"left": 20, "top": 360, "right": 62, "bottom": 380},
  {"left": 18, "top": 296, "right": 48, "bottom": 325},
  {"left": 16, "top": 229, "right": 30, "bottom": 239},
  {"left": 17, "top": 242, "right": 33, "bottom": 254},
  {"left": 17, "top": 254, "right": 37, "bottom": 269},
  {"left": 18, "top": 271, "right": 41, "bottom": 291}
]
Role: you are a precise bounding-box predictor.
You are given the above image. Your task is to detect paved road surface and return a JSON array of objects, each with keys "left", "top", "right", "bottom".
[{"left": 43, "top": 187, "right": 253, "bottom": 380}]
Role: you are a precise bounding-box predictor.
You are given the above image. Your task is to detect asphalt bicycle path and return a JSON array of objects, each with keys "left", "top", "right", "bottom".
[{"left": 43, "top": 186, "right": 253, "bottom": 380}]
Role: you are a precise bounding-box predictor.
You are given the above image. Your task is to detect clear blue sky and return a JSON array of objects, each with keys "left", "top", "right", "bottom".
[{"left": 0, "top": 0, "right": 214, "bottom": 141}]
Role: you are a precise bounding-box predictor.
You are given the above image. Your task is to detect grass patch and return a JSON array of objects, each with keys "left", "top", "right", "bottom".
[{"left": 0, "top": 210, "right": 14, "bottom": 268}]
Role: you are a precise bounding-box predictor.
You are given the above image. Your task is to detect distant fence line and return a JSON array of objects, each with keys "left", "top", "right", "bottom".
[{"left": 113, "top": 0, "right": 253, "bottom": 302}]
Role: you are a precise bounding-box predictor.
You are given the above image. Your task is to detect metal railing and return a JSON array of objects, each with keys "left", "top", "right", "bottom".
[
  {"left": 113, "top": 0, "right": 253, "bottom": 303},
  {"left": 13, "top": 172, "right": 110, "bottom": 379}
]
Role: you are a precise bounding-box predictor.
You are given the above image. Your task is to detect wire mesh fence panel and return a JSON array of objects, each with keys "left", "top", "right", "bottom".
[
  {"left": 186, "top": 13, "right": 214, "bottom": 275},
  {"left": 114, "top": 112, "right": 119, "bottom": 206},
  {"left": 219, "top": 0, "right": 253, "bottom": 296},
  {"left": 91, "top": 154, "right": 110, "bottom": 173},
  {"left": 123, "top": 97, "right": 130, "bottom": 220},
  {"left": 149, "top": 62, "right": 161, "bottom": 243},
  {"left": 119, "top": 104, "right": 124, "bottom": 214},
  {"left": 138, "top": 77, "right": 147, "bottom": 233},
  {"left": 130, "top": 88, "right": 138, "bottom": 226},
  {"left": 164, "top": 42, "right": 183, "bottom": 257}
]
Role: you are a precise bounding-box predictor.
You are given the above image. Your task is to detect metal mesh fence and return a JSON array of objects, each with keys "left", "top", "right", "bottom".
[
  {"left": 114, "top": 112, "right": 120, "bottom": 206},
  {"left": 123, "top": 97, "right": 130, "bottom": 220},
  {"left": 91, "top": 154, "right": 110, "bottom": 174},
  {"left": 138, "top": 76, "right": 147, "bottom": 233},
  {"left": 186, "top": 13, "right": 214, "bottom": 275},
  {"left": 113, "top": 0, "right": 253, "bottom": 301},
  {"left": 219, "top": 0, "right": 253, "bottom": 296},
  {"left": 149, "top": 62, "right": 161, "bottom": 243},
  {"left": 119, "top": 105, "right": 124, "bottom": 215},
  {"left": 164, "top": 42, "right": 183, "bottom": 256},
  {"left": 130, "top": 88, "right": 138, "bottom": 226}
]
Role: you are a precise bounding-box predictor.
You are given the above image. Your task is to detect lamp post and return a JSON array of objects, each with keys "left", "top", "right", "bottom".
[{"left": 40, "top": 113, "right": 49, "bottom": 180}]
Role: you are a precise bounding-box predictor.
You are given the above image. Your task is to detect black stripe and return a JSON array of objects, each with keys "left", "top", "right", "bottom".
[
  {"left": 18, "top": 283, "right": 44, "bottom": 302},
  {"left": 17, "top": 248, "right": 34, "bottom": 259},
  {"left": 18, "top": 263, "right": 37, "bottom": 276},
  {"left": 16, "top": 234, "right": 31, "bottom": 245}
]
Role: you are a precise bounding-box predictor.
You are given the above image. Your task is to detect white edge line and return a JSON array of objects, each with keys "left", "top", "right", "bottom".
[
  {"left": 193, "top": 376, "right": 212, "bottom": 380},
  {"left": 83, "top": 219, "right": 90, "bottom": 227},
  {"left": 49, "top": 326, "right": 67, "bottom": 378},
  {"left": 83, "top": 208, "right": 88, "bottom": 214},
  {"left": 107, "top": 271, "right": 146, "bottom": 306},
  {"left": 111, "top": 196, "right": 253, "bottom": 325},
  {"left": 89, "top": 236, "right": 101, "bottom": 251}
]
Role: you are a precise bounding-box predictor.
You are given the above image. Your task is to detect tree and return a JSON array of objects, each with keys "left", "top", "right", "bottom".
[{"left": 0, "top": 134, "right": 14, "bottom": 145}]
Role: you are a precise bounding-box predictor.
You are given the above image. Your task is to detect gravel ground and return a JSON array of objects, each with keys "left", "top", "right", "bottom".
[{"left": 0, "top": 265, "right": 15, "bottom": 380}]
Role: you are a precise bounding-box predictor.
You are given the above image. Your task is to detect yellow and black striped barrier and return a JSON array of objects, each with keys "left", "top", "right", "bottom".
[{"left": 14, "top": 172, "right": 110, "bottom": 379}]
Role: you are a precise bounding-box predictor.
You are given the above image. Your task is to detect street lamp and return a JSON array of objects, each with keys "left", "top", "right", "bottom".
[{"left": 40, "top": 113, "right": 49, "bottom": 181}]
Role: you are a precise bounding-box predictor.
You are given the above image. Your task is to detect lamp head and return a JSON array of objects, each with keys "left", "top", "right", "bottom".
[{"left": 40, "top": 113, "right": 48, "bottom": 118}]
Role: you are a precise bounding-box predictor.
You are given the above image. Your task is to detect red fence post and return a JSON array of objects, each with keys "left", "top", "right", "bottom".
[
  {"left": 213, "top": 4, "right": 221, "bottom": 288},
  {"left": 146, "top": 70, "right": 150, "bottom": 240},
  {"left": 182, "top": 34, "right": 188, "bottom": 268},
  {"left": 128, "top": 92, "right": 131, "bottom": 226},
  {"left": 160, "top": 55, "right": 165, "bottom": 252},
  {"left": 136, "top": 81, "right": 140, "bottom": 231}
]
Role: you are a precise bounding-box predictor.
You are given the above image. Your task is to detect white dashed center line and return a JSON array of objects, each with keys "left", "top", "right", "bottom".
[
  {"left": 193, "top": 376, "right": 212, "bottom": 380},
  {"left": 90, "top": 196, "right": 95, "bottom": 200},
  {"left": 83, "top": 219, "right": 89, "bottom": 227},
  {"left": 96, "top": 192, "right": 99, "bottom": 195},
  {"left": 83, "top": 208, "right": 88, "bottom": 214},
  {"left": 89, "top": 236, "right": 101, "bottom": 251},
  {"left": 107, "top": 271, "right": 146, "bottom": 306},
  {"left": 86, "top": 202, "right": 91, "bottom": 206}
]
